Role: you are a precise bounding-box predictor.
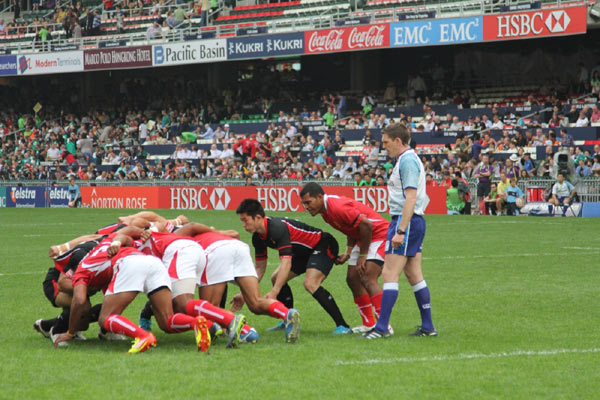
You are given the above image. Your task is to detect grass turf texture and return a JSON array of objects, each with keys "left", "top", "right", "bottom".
[{"left": 0, "top": 209, "right": 598, "bottom": 399}]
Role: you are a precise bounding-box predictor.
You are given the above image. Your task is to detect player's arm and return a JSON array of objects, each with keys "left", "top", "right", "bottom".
[
  {"left": 57, "top": 273, "right": 73, "bottom": 295},
  {"left": 53, "top": 283, "right": 91, "bottom": 347},
  {"left": 49, "top": 234, "right": 102, "bottom": 259},
  {"left": 568, "top": 183, "right": 577, "bottom": 198},
  {"left": 265, "top": 220, "right": 293, "bottom": 300},
  {"left": 174, "top": 222, "right": 240, "bottom": 239},
  {"left": 336, "top": 236, "right": 356, "bottom": 264},
  {"left": 107, "top": 233, "right": 134, "bottom": 256},
  {"left": 255, "top": 259, "right": 267, "bottom": 282},
  {"left": 267, "top": 256, "right": 292, "bottom": 300},
  {"left": 355, "top": 217, "right": 373, "bottom": 273}
]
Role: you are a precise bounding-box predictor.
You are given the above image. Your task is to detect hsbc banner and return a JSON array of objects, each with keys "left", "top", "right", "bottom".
[
  {"left": 390, "top": 17, "right": 482, "bottom": 47},
  {"left": 304, "top": 24, "right": 389, "bottom": 54},
  {"left": 5, "top": 186, "right": 46, "bottom": 208},
  {"left": 483, "top": 5, "right": 586, "bottom": 41},
  {"left": 153, "top": 39, "right": 227, "bottom": 67},
  {"left": 81, "top": 185, "right": 446, "bottom": 213},
  {"left": 17, "top": 51, "right": 83, "bottom": 75},
  {"left": 47, "top": 186, "right": 71, "bottom": 208},
  {"left": 84, "top": 46, "right": 152, "bottom": 70},
  {"left": 168, "top": 185, "right": 447, "bottom": 214},
  {"left": 226, "top": 32, "right": 304, "bottom": 60}
]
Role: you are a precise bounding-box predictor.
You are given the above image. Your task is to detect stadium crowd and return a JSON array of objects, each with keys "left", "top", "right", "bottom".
[
  {"left": 2, "top": 0, "right": 214, "bottom": 41},
  {"left": 1, "top": 81, "right": 600, "bottom": 185}
]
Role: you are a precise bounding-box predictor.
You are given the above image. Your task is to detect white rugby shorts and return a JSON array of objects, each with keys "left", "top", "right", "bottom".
[
  {"left": 105, "top": 254, "right": 171, "bottom": 296},
  {"left": 198, "top": 240, "right": 257, "bottom": 287}
]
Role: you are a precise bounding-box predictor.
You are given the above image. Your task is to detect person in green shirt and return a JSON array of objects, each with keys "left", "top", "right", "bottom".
[
  {"left": 18, "top": 116, "right": 26, "bottom": 130},
  {"left": 174, "top": 5, "right": 186, "bottom": 26},
  {"left": 382, "top": 160, "right": 393, "bottom": 175},
  {"left": 323, "top": 107, "right": 335, "bottom": 129},
  {"left": 363, "top": 103, "right": 373, "bottom": 118},
  {"left": 39, "top": 26, "right": 48, "bottom": 41},
  {"left": 484, "top": 182, "right": 499, "bottom": 215},
  {"left": 161, "top": 110, "right": 171, "bottom": 129},
  {"left": 353, "top": 172, "right": 367, "bottom": 186},
  {"left": 446, "top": 179, "right": 465, "bottom": 215}
]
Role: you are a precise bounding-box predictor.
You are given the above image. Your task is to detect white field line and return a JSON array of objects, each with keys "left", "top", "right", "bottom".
[
  {"left": 423, "top": 249, "right": 600, "bottom": 261},
  {"left": 0, "top": 271, "right": 45, "bottom": 277},
  {"left": 334, "top": 348, "right": 600, "bottom": 366}
]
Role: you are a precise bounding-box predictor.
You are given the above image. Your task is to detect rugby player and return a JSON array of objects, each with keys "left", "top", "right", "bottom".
[
  {"left": 299, "top": 182, "right": 388, "bottom": 333},
  {"left": 53, "top": 231, "right": 212, "bottom": 353},
  {"left": 143, "top": 228, "right": 248, "bottom": 348},
  {"left": 36, "top": 234, "right": 121, "bottom": 345},
  {"left": 236, "top": 199, "right": 350, "bottom": 335},
  {"left": 175, "top": 223, "right": 300, "bottom": 344},
  {"left": 363, "top": 123, "right": 437, "bottom": 339}
]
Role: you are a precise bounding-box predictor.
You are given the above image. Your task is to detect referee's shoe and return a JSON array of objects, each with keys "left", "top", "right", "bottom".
[{"left": 408, "top": 326, "right": 438, "bottom": 337}]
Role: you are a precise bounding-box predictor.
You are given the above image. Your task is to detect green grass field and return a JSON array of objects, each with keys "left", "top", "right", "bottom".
[{"left": 0, "top": 209, "right": 598, "bottom": 399}]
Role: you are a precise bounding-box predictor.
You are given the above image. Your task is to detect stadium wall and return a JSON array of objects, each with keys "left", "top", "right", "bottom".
[{"left": 0, "top": 184, "right": 448, "bottom": 213}]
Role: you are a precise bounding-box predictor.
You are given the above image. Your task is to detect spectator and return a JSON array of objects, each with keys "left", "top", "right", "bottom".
[
  {"left": 550, "top": 172, "right": 576, "bottom": 215},
  {"left": 446, "top": 179, "right": 464, "bottom": 215},
  {"left": 484, "top": 182, "right": 499, "bottom": 216},
  {"left": 67, "top": 177, "right": 82, "bottom": 208},
  {"left": 575, "top": 159, "right": 591, "bottom": 177},
  {"left": 503, "top": 178, "right": 525, "bottom": 216},
  {"left": 575, "top": 111, "right": 589, "bottom": 127}
]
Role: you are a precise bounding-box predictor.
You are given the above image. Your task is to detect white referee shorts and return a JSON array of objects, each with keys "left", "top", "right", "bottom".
[
  {"left": 105, "top": 254, "right": 171, "bottom": 296},
  {"left": 348, "top": 239, "right": 385, "bottom": 266},
  {"left": 199, "top": 240, "right": 258, "bottom": 287},
  {"left": 162, "top": 239, "right": 207, "bottom": 297}
]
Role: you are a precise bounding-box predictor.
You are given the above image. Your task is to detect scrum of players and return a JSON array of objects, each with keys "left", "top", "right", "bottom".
[{"left": 33, "top": 184, "right": 435, "bottom": 354}]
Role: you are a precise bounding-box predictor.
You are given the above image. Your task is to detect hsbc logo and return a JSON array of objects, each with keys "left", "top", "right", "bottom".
[
  {"left": 488, "top": 6, "right": 584, "bottom": 39},
  {"left": 545, "top": 10, "right": 570, "bottom": 33},
  {"left": 170, "top": 187, "right": 230, "bottom": 210},
  {"left": 209, "top": 188, "right": 230, "bottom": 210}
]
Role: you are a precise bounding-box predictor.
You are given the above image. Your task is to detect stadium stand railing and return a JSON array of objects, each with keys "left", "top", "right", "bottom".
[{"left": 0, "top": 0, "right": 588, "bottom": 54}]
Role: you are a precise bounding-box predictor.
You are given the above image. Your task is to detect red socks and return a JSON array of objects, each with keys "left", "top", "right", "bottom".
[
  {"left": 186, "top": 299, "right": 234, "bottom": 327},
  {"left": 104, "top": 314, "right": 148, "bottom": 339},
  {"left": 371, "top": 292, "right": 382, "bottom": 318},
  {"left": 166, "top": 313, "right": 197, "bottom": 333},
  {"left": 268, "top": 301, "right": 289, "bottom": 320},
  {"left": 354, "top": 294, "right": 376, "bottom": 327}
]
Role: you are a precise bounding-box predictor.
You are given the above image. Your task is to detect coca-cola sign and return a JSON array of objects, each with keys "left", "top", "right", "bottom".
[{"left": 305, "top": 24, "right": 389, "bottom": 54}]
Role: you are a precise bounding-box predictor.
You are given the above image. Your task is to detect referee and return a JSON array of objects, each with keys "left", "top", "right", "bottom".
[{"left": 363, "top": 123, "right": 437, "bottom": 339}]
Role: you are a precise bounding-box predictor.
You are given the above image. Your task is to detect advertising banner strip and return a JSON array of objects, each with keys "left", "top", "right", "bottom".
[
  {"left": 153, "top": 39, "right": 227, "bottom": 66},
  {"left": 390, "top": 17, "right": 482, "bottom": 47},
  {"left": 81, "top": 185, "right": 447, "bottom": 214},
  {"left": 0, "top": 186, "right": 6, "bottom": 208},
  {"left": 84, "top": 46, "right": 152, "bottom": 70},
  {"left": 226, "top": 32, "right": 304, "bottom": 60},
  {"left": 4, "top": 186, "right": 47, "bottom": 208},
  {"left": 0, "top": 55, "right": 17, "bottom": 76},
  {"left": 305, "top": 24, "right": 389, "bottom": 54},
  {"left": 483, "top": 5, "right": 587, "bottom": 41},
  {"left": 17, "top": 51, "right": 83, "bottom": 75}
]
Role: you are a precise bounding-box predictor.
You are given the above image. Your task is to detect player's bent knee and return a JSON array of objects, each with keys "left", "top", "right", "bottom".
[{"left": 303, "top": 280, "right": 319, "bottom": 294}]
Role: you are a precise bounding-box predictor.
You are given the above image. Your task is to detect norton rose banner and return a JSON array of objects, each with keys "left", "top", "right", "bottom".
[
  {"left": 304, "top": 24, "right": 390, "bottom": 54},
  {"left": 81, "top": 185, "right": 447, "bottom": 214}
]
